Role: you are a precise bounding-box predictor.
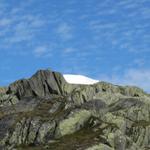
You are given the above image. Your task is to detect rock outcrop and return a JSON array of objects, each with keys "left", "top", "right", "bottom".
[{"left": 0, "top": 69, "right": 150, "bottom": 150}]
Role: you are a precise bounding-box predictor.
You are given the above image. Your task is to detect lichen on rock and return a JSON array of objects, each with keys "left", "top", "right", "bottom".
[{"left": 0, "top": 69, "right": 150, "bottom": 150}]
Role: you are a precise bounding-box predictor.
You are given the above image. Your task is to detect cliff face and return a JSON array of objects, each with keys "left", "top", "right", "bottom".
[{"left": 0, "top": 69, "right": 150, "bottom": 150}]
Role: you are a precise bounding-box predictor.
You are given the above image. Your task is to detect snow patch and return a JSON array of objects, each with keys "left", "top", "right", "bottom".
[{"left": 63, "top": 74, "right": 99, "bottom": 85}]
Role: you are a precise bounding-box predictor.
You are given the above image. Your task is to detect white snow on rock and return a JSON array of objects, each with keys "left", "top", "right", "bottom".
[{"left": 63, "top": 74, "right": 99, "bottom": 85}]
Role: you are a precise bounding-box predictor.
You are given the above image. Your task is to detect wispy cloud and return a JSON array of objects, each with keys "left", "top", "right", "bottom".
[
  {"left": 33, "top": 45, "right": 52, "bottom": 58},
  {"left": 0, "top": 1, "right": 47, "bottom": 48},
  {"left": 116, "top": 0, "right": 140, "bottom": 8},
  {"left": 97, "top": 9, "right": 117, "bottom": 16},
  {"left": 0, "top": 0, "right": 149, "bottom": 89},
  {"left": 133, "top": 59, "right": 145, "bottom": 67},
  {"left": 56, "top": 22, "right": 73, "bottom": 40},
  {"left": 0, "top": 18, "right": 12, "bottom": 26},
  {"left": 63, "top": 47, "right": 76, "bottom": 53},
  {"left": 90, "top": 22, "right": 117, "bottom": 30},
  {"left": 3, "top": 15, "right": 46, "bottom": 44},
  {"left": 99, "top": 68, "right": 150, "bottom": 92}
]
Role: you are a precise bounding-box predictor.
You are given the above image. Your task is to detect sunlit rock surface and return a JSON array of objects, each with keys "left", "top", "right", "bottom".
[{"left": 0, "top": 69, "right": 150, "bottom": 150}]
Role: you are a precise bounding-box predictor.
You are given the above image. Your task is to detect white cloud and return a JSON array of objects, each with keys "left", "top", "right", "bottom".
[
  {"left": 34, "top": 46, "right": 46, "bottom": 57},
  {"left": 2, "top": 17, "right": 45, "bottom": 46},
  {"left": 56, "top": 22, "right": 73, "bottom": 40},
  {"left": 33, "top": 45, "right": 51, "bottom": 57},
  {"left": 97, "top": 9, "right": 117, "bottom": 16},
  {"left": 64, "top": 48, "right": 75, "bottom": 53},
  {"left": 0, "top": 1, "right": 47, "bottom": 47},
  {"left": 116, "top": 0, "right": 138, "bottom": 8},
  {"left": 90, "top": 22, "right": 117, "bottom": 30},
  {"left": 0, "top": 18, "right": 12, "bottom": 26},
  {"left": 99, "top": 69, "right": 150, "bottom": 92},
  {"left": 7, "top": 14, "right": 45, "bottom": 43},
  {"left": 21, "top": 15, "right": 45, "bottom": 27},
  {"left": 133, "top": 59, "right": 145, "bottom": 67}
]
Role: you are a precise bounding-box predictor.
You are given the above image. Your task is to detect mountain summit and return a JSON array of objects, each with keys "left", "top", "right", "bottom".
[{"left": 0, "top": 69, "right": 149, "bottom": 150}]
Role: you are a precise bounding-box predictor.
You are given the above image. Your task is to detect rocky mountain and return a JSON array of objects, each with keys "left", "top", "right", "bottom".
[{"left": 0, "top": 69, "right": 150, "bottom": 150}]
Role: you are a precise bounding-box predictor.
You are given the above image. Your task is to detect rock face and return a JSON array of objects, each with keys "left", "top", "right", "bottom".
[
  {"left": 7, "top": 70, "right": 68, "bottom": 99},
  {"left": 0, "top": 69, "right": 150, "bottom": 150}
]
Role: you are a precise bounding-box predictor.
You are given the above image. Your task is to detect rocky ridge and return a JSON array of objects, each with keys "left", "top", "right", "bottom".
[{"left": 0, "top": 69, "right": 150, "bottom": 150}]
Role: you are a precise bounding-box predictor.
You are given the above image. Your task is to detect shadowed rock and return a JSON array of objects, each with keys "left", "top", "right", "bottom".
[
  {"left": 7, "top": 70, "right": 68, "bottom": 99},
  {"left": 0, "top": 69, "right": 149, "bottom": 150},
  {"left": 109, "top": 97, "right": 144, "bottom": 112},
  {"left": 82, "top": 99, "right": 107, "bottom": 111}
]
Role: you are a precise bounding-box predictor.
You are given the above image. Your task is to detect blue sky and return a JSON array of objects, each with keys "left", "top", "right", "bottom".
[{"left": 0, "top": 0, "right": 150, "bottom": 92}]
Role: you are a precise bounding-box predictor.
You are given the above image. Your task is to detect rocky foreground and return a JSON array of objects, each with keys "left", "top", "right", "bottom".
[{"left": 0, "top": 70, "right": 150, "bottom": 150}]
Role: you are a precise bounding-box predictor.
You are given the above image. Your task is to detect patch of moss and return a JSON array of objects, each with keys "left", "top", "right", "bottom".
[
  {"left": 17, "top": 127, "right": 105, "bottom": 150},
  {"left": 132, "top": 120, "right": 150, "bottom": 127},
  {"left": 16, "top": 116, "right": 116, "bottom": 150}
]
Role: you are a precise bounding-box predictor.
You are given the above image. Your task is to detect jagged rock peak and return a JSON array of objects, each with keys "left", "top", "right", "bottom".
[
  {"left": 6, "top": 69, "right": 146, "bottom": 101},
  {"left": 0, "top": 69, "right": 150, "bottom": 150},
  {"left": 6, "top": 69, "right": 68, "bottom": 99}
]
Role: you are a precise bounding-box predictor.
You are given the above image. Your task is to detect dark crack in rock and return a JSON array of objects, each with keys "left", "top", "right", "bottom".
[{"left": 0, "top": 69, "right": 149, "bottom": 150}]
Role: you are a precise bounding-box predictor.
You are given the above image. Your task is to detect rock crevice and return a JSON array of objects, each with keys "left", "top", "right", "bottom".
[{"left": 0, "top": 69, "right": 149, "bottom": 150}]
